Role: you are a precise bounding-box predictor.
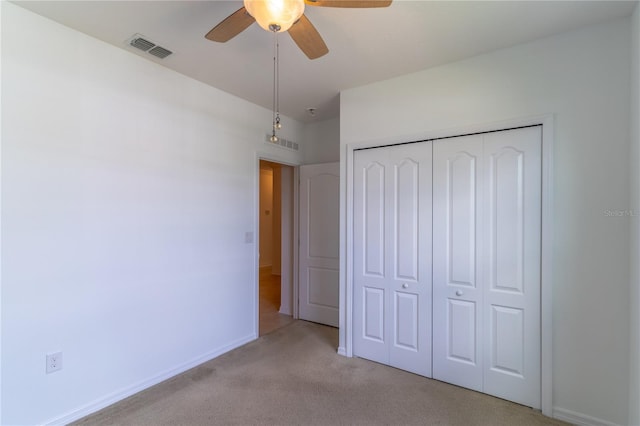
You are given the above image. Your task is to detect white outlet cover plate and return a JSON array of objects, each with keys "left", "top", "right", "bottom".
[{"left": 46, "top": 352, "right": 63, "bottom": 374}]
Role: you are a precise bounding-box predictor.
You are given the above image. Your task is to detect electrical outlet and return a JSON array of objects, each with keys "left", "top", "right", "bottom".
[{"left": 46, "top": 352, "right": 63, "bottom": 374}]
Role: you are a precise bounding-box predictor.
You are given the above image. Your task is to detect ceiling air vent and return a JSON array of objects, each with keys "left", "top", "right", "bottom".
[
  {"left": 148, "top": 46, "right": 173, "bottom": 59},
  {"left": 126, "top": 34, "right": 173, "bottom": 59},
  {"left": 130, "top": 37, "right": 155, "bottom": 51}
]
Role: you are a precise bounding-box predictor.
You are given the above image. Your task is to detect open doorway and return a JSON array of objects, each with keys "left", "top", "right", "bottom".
[{"left": 259, "top": 160, "right": 296, "bottom": 336}]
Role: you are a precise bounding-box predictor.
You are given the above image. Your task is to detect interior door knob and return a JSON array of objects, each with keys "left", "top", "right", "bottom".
[
  {"left": 456, "top": 290, "right": 463, "bottom": 296},
  {"left": 402, "top": 283, "right": 409, "bottom": 289}
]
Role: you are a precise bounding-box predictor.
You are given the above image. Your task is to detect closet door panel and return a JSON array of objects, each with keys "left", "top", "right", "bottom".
[
  {"left": 364, "top": 162, "right": 386, "bottom": 277},
  {"left": 447, "top": 299, "right": 477, "bottom": 364},
  {"left": 353, "top": 142, "right": 432, "bottom": 377},
  {"left": 354, "top": 153, "right": 388, "bottom": 364},
  {"left": 363, "top": 287, "right": 385, "bottom": 342},
  {"left": 387, "top": 144, "right": 432, "bottom": 377},
  {"left": 482, "top": 126, "right": 541, "bottom": 409},
  {"left": 433, "top": 135, "right": 484, "bottom": 391}
]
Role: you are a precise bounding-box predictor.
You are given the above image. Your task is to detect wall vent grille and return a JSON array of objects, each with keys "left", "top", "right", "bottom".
[
  {"left": 265, "top": 134, "right": 299, "bottom": 152},
  {"left": 126, "top": 34, "right": 173, "bottom": 59}
]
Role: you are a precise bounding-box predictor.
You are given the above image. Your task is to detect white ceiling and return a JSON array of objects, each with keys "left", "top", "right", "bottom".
[{"left": 13, "top": 0, "right": 637, "bottom": 123}]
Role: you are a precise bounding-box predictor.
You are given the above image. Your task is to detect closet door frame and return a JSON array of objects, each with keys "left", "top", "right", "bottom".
[{"left": 343, "top": 114, "right": 554, "bottom": 417}]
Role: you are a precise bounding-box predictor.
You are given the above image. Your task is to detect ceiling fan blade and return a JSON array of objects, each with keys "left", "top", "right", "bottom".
[
  {"left": 288, "top": 14, "right": 329, "bottom": 60},
  {"left": 305, "top": 0, "right": 391, "bottom": 7},
  {"left": 205, "top": 7, "right": 255, "bottom": 42}
]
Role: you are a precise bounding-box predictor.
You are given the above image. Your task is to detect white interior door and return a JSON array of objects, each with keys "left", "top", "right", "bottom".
[
  {"left": 299, "top": 162, "right": 339, "bottom": 327},
  {"left": 353, "top": 143, "right": 432, "bottom": 376},
  {"left": 432, "top": 126, "right": 541, "bottom": 408}
]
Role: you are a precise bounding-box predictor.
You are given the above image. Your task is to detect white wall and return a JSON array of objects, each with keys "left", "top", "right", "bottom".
[
  {"left": 272, "top": 165, "right": 282, "bottom": 275},
  {"left": 302, "top": 117, "right": 340, "bottom": 164},
  {"left": 629, "top": 4, "right": 640, "bottom": 426},
  {"left": 0, "top": 2, "right": 4, "bottom": 423},
  {"left": 259, "top": 166, "right": 274, "bottom": 268},
  {"left": 0, "top": 3, "right": 304, "bottom": 425},
  {"left": 340, "top": 17, "right": 631, "bottom": 426},
  {"left": 279, "top": 165, "right": 294, "bottom": 316}
]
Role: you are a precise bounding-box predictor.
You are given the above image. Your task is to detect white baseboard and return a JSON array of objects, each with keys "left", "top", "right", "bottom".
[
  {"left": 337, "top": 346, "right": 347, "bottom": 356},
  {"left": 44, "top": 333, "right": 257, "bottom": 426},
  {"left": 553, "top": 407, "right": 623, "bottom": 426}
]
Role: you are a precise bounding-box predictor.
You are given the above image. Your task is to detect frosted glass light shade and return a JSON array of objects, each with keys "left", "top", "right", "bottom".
[{"left": 244, "top": 0, "right": 305, "bottom": 33}]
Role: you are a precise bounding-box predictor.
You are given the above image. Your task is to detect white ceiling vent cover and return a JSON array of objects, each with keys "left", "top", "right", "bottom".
[{"left": 126, "top": 34, "right": 173, "bottom": 59}]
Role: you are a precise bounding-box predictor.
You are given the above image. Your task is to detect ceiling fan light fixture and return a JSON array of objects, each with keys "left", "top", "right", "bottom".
[{"left": 244, "top": 0, "right": 305, "bottom": 33}]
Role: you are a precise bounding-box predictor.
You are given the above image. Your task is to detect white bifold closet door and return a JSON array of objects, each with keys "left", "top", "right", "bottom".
[
  {"left": 432, "top": 126, "right": 541, "bottom": 409},
  {"left": 353, "top": 126, "right": 542, "bottom": 409},
  {"left": 353, "top": 142, "right": 433, "bottom": 376}
]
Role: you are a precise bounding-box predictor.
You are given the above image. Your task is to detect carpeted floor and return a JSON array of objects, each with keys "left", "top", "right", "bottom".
[{"left": 72, "top": 321, "right": 566, "bottom": 426}]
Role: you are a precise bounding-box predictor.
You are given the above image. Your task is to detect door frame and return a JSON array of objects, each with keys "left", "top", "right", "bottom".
[
  {"left": 255, "top": 154, "right": 300, "bottom": 337},
  {"left": 342, "top": 114, "right": 554, "bottom": 417}
]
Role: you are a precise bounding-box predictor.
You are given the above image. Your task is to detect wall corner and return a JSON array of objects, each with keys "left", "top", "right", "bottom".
[{"left": 629, "top": 4, "right": 640, "bottom": 426}]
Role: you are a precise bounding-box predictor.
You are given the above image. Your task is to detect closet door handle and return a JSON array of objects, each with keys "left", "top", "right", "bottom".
[
  {"left": 402, "top": 283, "right": 409, "bottom": 289},
  {"left": 455, "top": 290, "right": 463, "bottom": 296}
]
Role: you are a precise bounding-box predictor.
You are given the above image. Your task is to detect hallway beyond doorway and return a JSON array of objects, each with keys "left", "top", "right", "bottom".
[{"left": 259, "top": 266, "right": 295, "bottom": 336}]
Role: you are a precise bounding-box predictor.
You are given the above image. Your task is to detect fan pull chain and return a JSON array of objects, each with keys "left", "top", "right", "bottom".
[
  {"left": 270, "top": 30, "right": 281, "bottom": 142},
  {"left": 275, "top": 35, "right": 281, "bottom": 131}
]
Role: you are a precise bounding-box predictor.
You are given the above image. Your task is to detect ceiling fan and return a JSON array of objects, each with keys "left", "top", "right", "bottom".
[{"left": 205, "top": 0, "right": 392, "bottom": 60}]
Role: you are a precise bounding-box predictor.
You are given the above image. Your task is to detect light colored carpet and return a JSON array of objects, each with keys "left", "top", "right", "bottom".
[{"left": 72, "top": 321, "right": 566, "bottom": 426}]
